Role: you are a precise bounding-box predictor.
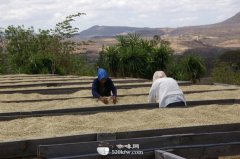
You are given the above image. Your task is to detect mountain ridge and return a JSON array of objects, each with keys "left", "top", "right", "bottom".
[
  {"left": 75, "top": 12, "right": 240, "bottom": 39},
  {"left": 77, "top": 25, "right": 153, "bottom": 39}
]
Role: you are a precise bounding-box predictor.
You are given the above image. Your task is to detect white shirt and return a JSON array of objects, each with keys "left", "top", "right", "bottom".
[{"left": 148, "top": 77, "right": 186, "bottom": 107}]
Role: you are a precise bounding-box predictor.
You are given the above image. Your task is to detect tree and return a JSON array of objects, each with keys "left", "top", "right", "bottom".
[
  {"left": 4, "top": 26, "right": 37, "bottom": 73},
  {"left": 181, "top": 54, "right": 206, "bottom": 83},
  {"left": 47, "top": 12, "right": 86, "bottom": 74},
  {"left": 149, "top": 40, "right": 173, "bottom": 72},
  {"left": 218, "top": 50, "right": 240, "bottom": 72},
  {"left": 166, "top": 56, "right": 187, "bottom": 81},
  {"left": 3, "top": 12, "right": 87, "bottom": 74},
  {"left": 212, "top": 50, "right": 240, "bottom": 85},
  {"left": 98, "top": 33, "right": 173, "bottom": 78},
  {"left": 102, "top": 46, "right": 119, "bottom": 76},
  {"left": 51, "top": 13, "right": 85, "bottom": 39}
]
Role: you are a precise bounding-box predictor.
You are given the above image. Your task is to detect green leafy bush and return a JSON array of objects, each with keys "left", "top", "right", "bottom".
[
  {"left": 212, "top": 50, "right": 240, "bottom": 85},
  {"left": 98, "top": 33, "right": 173, "bottom": 78},
  {"left": 0, "top": 13, "right": 95, "bottom": 75},
  {"left": 181, "top": 54, "right": 206, "bottom": 83}
]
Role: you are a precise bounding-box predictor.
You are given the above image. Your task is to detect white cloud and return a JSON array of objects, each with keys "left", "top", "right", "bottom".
[
  {"left": 171, "top": 17, "right": 198, "bottom": 22},
  {"left": 0, "top": 0, "right": 239, "bottom": 31}
]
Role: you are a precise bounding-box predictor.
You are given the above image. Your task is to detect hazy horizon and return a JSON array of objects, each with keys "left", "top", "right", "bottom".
[{"left": 0, "top": 0, "right": 240, "bottom": 32}]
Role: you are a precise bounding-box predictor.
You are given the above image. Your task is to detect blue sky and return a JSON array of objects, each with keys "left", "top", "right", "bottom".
[{"left": 0, "top": 0, "right": 239, "bottom": 32}]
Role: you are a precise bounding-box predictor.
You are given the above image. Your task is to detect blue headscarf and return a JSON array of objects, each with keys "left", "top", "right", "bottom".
[{"left": 97, "top": 68, "right": 108, "bottom": 81}]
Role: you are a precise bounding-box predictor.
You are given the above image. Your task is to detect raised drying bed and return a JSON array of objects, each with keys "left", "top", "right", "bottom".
[
  {"left": 0, "top": 81, "right": 192, "bottom": 95},
  {"left": 1, "top": 88, "right": 237, "bottom": 103},
  {"left": 0, "top": 99, "right": 239, "bottom": 121},
  {"left": 0, "top": 79, "right": 150, "bottom": 89},
  {"left": 0, "top": 123, "right": 240, "bottom": 159},
  {"left": 37, "top": 131, "right": 240, "bottom": 159}
]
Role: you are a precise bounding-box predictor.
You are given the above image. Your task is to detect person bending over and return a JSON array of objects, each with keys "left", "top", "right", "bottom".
[
  {"left": 92, "top": 68, "right": 117, "bottom": 104},
  {"left": 148, "top": 71, "right": 186, "bottom": 108}
]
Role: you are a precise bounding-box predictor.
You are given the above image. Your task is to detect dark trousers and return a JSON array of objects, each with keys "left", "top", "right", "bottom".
[{"left": 167, "top": 101, "right": 186, "bottom": 107}]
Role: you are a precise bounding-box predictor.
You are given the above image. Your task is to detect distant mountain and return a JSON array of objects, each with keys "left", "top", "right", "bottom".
[
  {"left": 169, "top": 12, "right": 240, "bottom": 37},
  {"left": 75, "top": 12, "right": 240, "bottom": 39},
  {"left": 75, "top": 25, "right": 156, "bottom": 39},
  {"left": 219, "top": 12, "right": 240, "bottom": 25},
  {"left": 73, "top": 12, "right": 240, "bottom": 63}
]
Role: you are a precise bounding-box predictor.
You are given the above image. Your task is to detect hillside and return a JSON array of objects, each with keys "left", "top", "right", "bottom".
[
  {"left": 76, "top": 12, "right": 240, "bottom": 39},
  {"left": 169, "top": 12, "right": 240, "bottom": 37},
  {"left": 76, "top": 25, "right": 153, "bottom": 39},
  {"left": 73, "top": 12, "right": 240, "bottom": 60}
]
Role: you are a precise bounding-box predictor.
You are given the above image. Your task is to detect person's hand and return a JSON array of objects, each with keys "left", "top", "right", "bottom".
[
  {"left": 99, "top": 97, "right": 109, "bottom": 104},
  {"left": 112, "top": 96, "right": 117, "bottom": 104}
]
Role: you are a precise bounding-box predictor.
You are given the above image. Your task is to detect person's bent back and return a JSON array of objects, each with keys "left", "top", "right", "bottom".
[
  {"left": 92, "top": 68, "right": 117, "bottom": 104},
  {"left": 148, "top": 71, "right": 186, "bottom": 108}
]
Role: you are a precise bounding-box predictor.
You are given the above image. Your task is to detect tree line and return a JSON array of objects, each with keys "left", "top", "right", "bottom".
[
  {"left": 0, "top": 13, "right": 238, "bottom": 84},
  {"left": 98, "top": 33, "right": 206, "bottom": 83},
  {"left": 0, "top": 13, "right": 95, "bottom": 76}
]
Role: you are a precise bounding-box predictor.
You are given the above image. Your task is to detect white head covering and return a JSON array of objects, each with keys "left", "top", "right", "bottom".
[{"left": 152, "top": 71, "right": 167, "bottom": 82}]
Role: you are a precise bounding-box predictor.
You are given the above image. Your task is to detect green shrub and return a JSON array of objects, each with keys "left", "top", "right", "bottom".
[
  {"left": 212, "top": 62, "right": 240, "bottom": 85},
  {"left": 167, "top": 60, "right": 187, "bottom": 81},
  {"left": 70, "top": 55, "right": 96, "bottom": 76},
  {"left": 181, "top": 54, "right": 206, "bottom": 83},
  {"left": 98, "top": 33, "right": 173, "bottom": 78},
  {"left": 1, "top": 13, "right": 94, "bottom": 76},
  {"left": 212, "top": 50, "right": 240, "bottom": 85}
]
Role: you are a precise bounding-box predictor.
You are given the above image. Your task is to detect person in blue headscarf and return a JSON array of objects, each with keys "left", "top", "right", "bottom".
[{"left": 92, "top": 68, "right": 117, "bottom": 104}]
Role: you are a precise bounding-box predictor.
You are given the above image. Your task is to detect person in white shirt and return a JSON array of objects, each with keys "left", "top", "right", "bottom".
[{"left": 148, "top": 71, "right": 186, "bottom": 108}]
